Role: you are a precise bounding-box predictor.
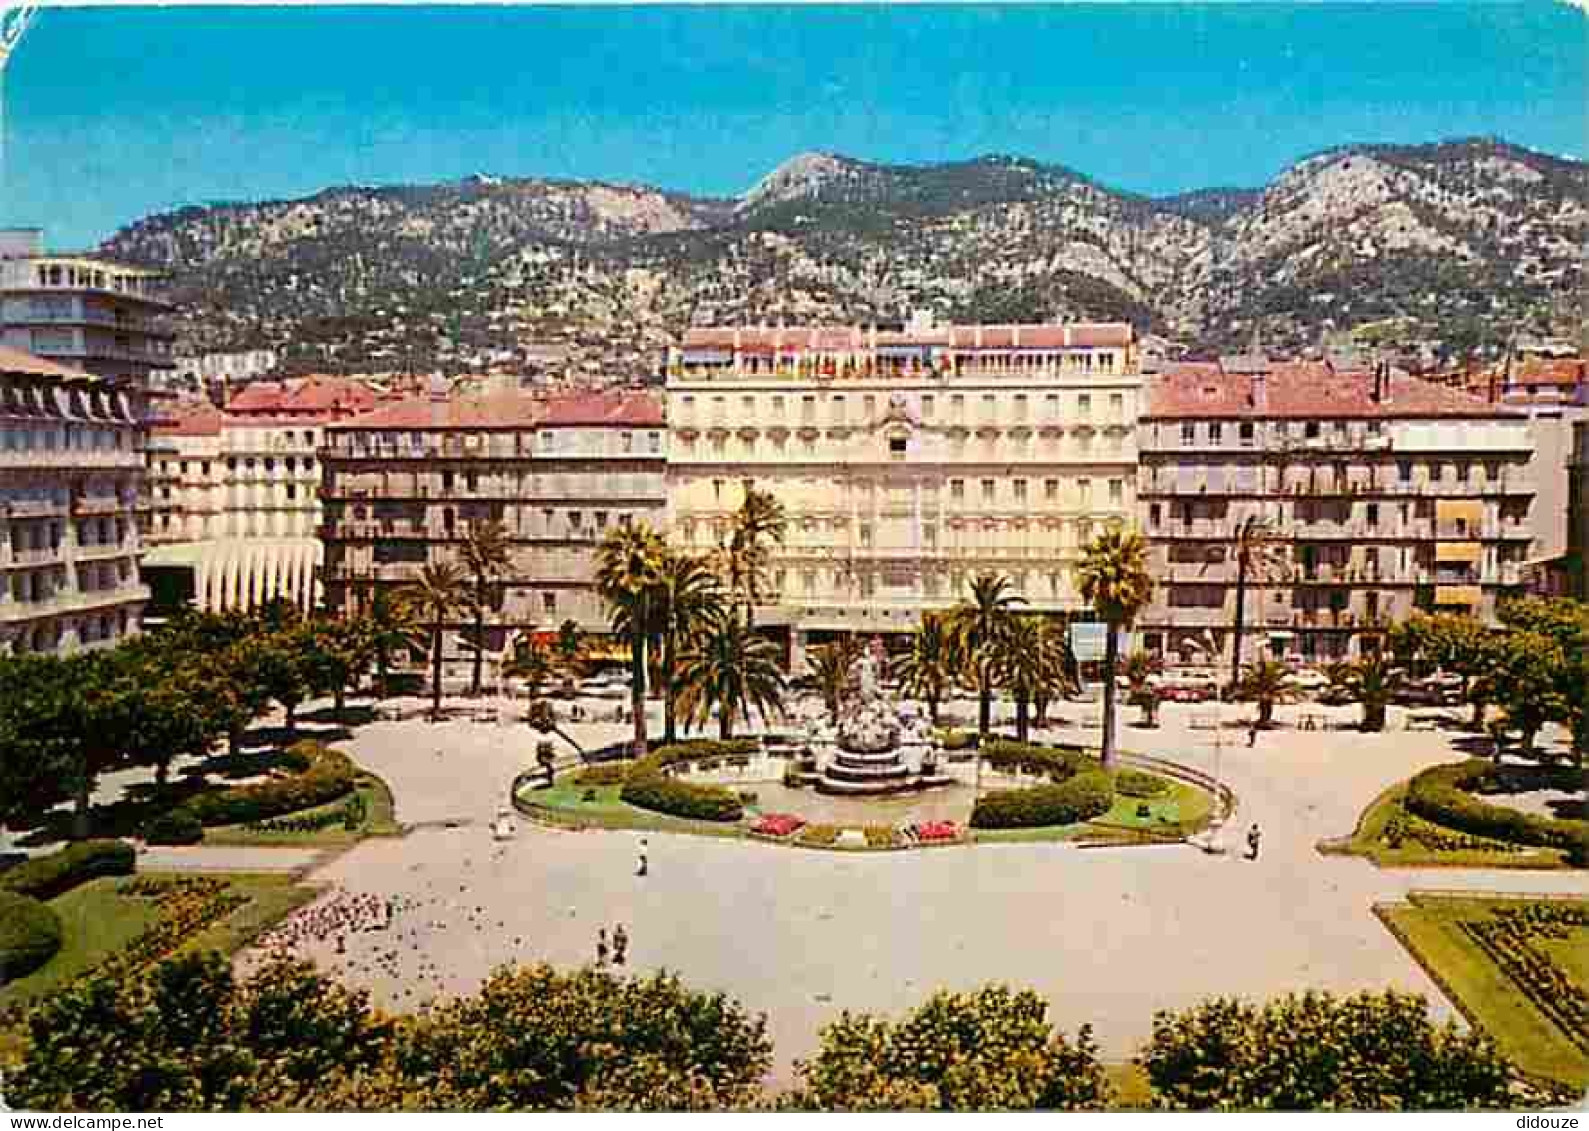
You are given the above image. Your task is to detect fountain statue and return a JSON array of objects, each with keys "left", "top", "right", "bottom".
[{"left": 807, "top": 638, "right": 952, "bottom": 796}]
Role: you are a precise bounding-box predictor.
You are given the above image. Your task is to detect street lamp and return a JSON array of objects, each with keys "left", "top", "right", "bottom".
[{"left": 1186, "top": 627, "right": 1228, "bottom": 854}]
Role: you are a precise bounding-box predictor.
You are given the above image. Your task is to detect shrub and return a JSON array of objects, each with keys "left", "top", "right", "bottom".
[
  {"left": 572, "top": 762, "right": 632, "bottom": 787},
  {"left": 181, "top": 740, "right": 358, "bottom": 828},
  {"left": 979, "top": 739, "right": 1098, "bottom": 781},
  {"left": 0, "top": 840, "right": 135, "bottom": 900},
  {"left": 936, "top": 729, "right": 979, "bottom": 751},
  {"left": 1115, "top": 769, "right": 1171, "bottom": 799},
  {"left": 863, "top": 825, "right": 898, "bottom": 849},
  {"left": 649, "top": 739, "right": 758, "bottom": 771},
  {"left": 970, "top": 770, "right": 1114, "bottom": 830},
  {"left": 620, "top": 766, "right": 743, "bottom": 823},
  {"left": 795, "top": 824, "right": 841, "bottom": 847},
  {"left": 0, "top": 890, "right": 63, "bottom": 983},
  {"left": 144, "top": 810, "right": 204, "bottom": 846},
  {"left": 1404, "top": 760, "right": 1587, "bottom": 851}
]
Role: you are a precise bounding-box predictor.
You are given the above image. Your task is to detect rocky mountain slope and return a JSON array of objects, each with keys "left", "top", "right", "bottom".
[{"left": 101, "top": 137, "right": 1584, "bottom": 376}]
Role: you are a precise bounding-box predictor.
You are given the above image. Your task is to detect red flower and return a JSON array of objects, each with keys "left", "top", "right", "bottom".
[{"left": 753, "top": 814, "right": 805, "bottom": 837}]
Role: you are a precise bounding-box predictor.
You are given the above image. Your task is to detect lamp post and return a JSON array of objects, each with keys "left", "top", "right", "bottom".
[{"left": 1187, "top": 628, "right": 1228, "bottom": 854}]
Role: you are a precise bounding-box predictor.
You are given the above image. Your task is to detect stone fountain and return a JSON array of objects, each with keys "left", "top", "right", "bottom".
[{"left": 806, "top": 639, "right": 953, "bottom": 796}]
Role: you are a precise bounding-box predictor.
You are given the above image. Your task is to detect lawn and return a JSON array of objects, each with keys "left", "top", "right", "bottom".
[
  {"left": 1375, "top": 893, "right": 1588, "bottom": 1088},
  {"left": 1325, "top": 783, "right": 1573, "bottom": 870},
  {"left": 517, "top": 782, "right": 747, "bottom": 839},
  {"left": 202, "top": 772, "right": 401, "bottom": 847}
]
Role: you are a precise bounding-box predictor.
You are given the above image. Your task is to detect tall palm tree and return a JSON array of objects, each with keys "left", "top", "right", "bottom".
[
  {"left": 894, "top": 613, "right": 954, "bottom": 726},
  {"left": 1228, "top": 515, "right": 1288, "bottom": 690},
  {"left": 594, "top": 521, "right": 667, "bottom": 759},
  {"left": 364, "top": 586, "right": 423, "bottom": 699},
  {"left": 1237, "top": 659, "right": 1291, "bottom": 729},
  {"left": 993, "top": 614, "right": 1066, "bottom": 743},
  {"left": 1077, "top": 526, "right": 1153, "bottom": 767},
  {"left": 721, "top": 482, "right": 787, "bottom": 631},
  {"left": 1345, "top": 653, "right": 1403, "bottom": 733},
  {"left": 458, "top": 519, "right": 515, "bottom": 697},
  {"left": 1032, "top": 617, "right": 1078, "bottom": 729},
  {"left": 948, "top": 572, "right": 1024, "bottom": 739},
  {"left": 406, "top": 559, "right": 467, "bottom": 722},
  {"left": 1122, "top": 648, "right": 1165, "bottom": 727},
  {"left": 675, "top": 614, "right": 787, "bottom": 741},
  {"left": 809, "top": 636, "right": 862, "bottom": 723},
  {"left": 656, "top": 549, "right": 728, "bottom": 744}
]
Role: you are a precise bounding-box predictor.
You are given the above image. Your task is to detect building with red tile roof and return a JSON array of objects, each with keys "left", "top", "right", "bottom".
[{"left": 1136, "top": 360, "right": 1536, "bottom": 665}]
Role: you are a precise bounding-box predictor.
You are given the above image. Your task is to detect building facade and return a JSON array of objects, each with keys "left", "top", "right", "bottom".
[
  {"left": 141, "top": 376, "right": 384, "bottom": 614},
  {"left": 664, "top": 322, "right": 1141, "bottom": 664},
  {"left": 1570, "top": 420, "right": 1588, "bottom": 602},
  {"left": 1137, "top": 361, "right": 1535, "bottom": 663},
  {"left": 0, "top": 347, "right": 149, "bottom": 654},
  {"left": 0, "top": 229, "right": 175, "bottom": 387},
  {"left": 320, "top": 389, "right": 665, "bottom": 672}
]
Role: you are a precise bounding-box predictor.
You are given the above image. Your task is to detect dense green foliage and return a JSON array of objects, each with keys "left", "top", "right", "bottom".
[
  {"left": 1137, "top": 990, "right": 1515, "bottom": 1110},
  {"left": 142, "top": 810, "right": 204, "bottom": 846},
  {"left": 1115, "top": 769, "right": 1171, "bottom": 799},
  {"left": 970, "top": 770, "right": 1115, "bottom": 830},
  {"left": 571, "top": 761, "right": 635, "bottom": 787},
  {"left": 978, "top": 739, "right": 1096, "bottom": 779},
  {"left": 619, "top": 769, "right": 744, "bottom": 823},
  {"left": 0, "top": 841, "right": 135, "bottom": 901},
  {"left": 1404, "top": 760, "right": 1586, "bottom": 851},
  {"left": 0, "top": 890, "right": 64, "bottom": 984},
  {"left": 180, "top": 741, "right": 358, "bottom": 828},
  {"left": 787, "top": 985, "right": 1111, "bottom": 1111}
]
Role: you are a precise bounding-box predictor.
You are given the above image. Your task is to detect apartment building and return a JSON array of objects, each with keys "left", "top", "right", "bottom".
[
  {"left": 0, "top": 229, "right": 175, "bottom": 387},
  {"left": 141, "top": 376, "right": 384, "bottom": 614},
  {"left": 664, "top": 320, "right": 1141, "bottom": 665},
  {"left": 319, "top": 388, "right": 665, "bottom": 665},
  {"left": 1137, "top": 361, "right": 1535, "bottom": 663},
  {"left": 1570, "top": 420, "right": 1588, "bottom": 602},
  {"left": 0, "top": 346, "right": 149, "bottom": 654}
]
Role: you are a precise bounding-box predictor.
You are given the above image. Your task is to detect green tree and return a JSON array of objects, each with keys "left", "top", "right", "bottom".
[
  {"left": 894, "top": 613, "right": 955, "bottom": 726},
  {"left": 675, "top": 614, "right": 787, "bottom": 741},
  {"left": 788, "top": 985, "right": 1111, "bottom": 1111},
  {"left": 406, "top": 559, "right": 468, "bottom": 723},
  {"left": 458, "top": 519, "right": 515, "bottom": 697},
  {"left": 1344, "top": 653, "right": 1403, "bottom": 733},
  {"left": 1076, "top": 527, "right": 1153, "bottom": 767},
  {"left": 1488, "top": 630, "right": 1568, "bottom": 757},
  {"left": 994, "top": 615, "right": 1072, "bottom": 743},
  {"left": 254, "top": 626, "right": 316, "bottom": 740},
  {"left": 1123, "top": 649, "right": 1164, "bottom": 727},
  {"left": 1137, "top": 990, "right": 1515, "bottom": 1110},
  {"left": 1226, "top": 516, "right": 1287, "bottom": 689},
  {"left": 948, "top": 573, "right": 1023, "bottom": 740},
  {"left": 0, "top": 656, "right": 84, "bottom": 838},
  {"left": 809, "top": 636, "right": 863, "bottom": 723},
  {"left": 364, "top": 587, "right": 424, "bottom": 699},
  {"left": 655, "top": 549, "right": 727, "bottom": 745},
  {"left": 1236, "top": 659, "right": 1290, "bottom": 729},
  {"left": 302, "top": 615, "right": 373, "bottom": 719},
  {"left": 1032, "top": 618, "right": 1078, "bottom": 728},
  {"left": 720, "top": 481, "right": 787, "bottom": 631},
  {"left": 594, "top": 521, "right": 667, "bottom": 759}
]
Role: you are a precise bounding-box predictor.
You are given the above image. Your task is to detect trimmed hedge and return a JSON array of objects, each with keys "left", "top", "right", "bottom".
[
  {"left": 618, "top": 740, "right": 750, "bottom": 823},
  {"left": 1115, "top": 769, "right": 1171, "bottom": 799},
  {"left": 0, "top": 890, "right": 62, "bottom": 984},
  {"left": 144, "top": 810, "right": 204, "bottom": 846},
  {"left": 572, "top": 761, "right": 634, "bottom": 787},
  {"left": 979, "top": 739, "right": 1098, "bottom": 780},
  {"left": 936, "top": 729, "right": 979, "bottom": 751},
  {"left": 180, "top": 740, "right": 357, "bottom": 827},
  {"left": 0, "top": 840, "right": 135, "bottom": 901},
  {"left": 971, "top": 770, "right": 1115, "bottom": 830},
  {"left": 1405, "top": 760, "right": 1587, "bottom": 852}
]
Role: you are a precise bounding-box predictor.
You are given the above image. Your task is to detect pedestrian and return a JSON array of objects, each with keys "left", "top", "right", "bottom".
[
  {"left": 1247, "top": 720, "right": 1259, "bottom": 747},
  {"left": 1246, "top": 823, "right": 1261, "bottom": 861},
  {"left": 612, "top": 923, "right": 628, "bottom": 966},
  {"left": 596, "top": 927, "right": 609, "bottom": 967},
  {"left": 636, "top": 838, "right": 649, "bottom": 877}
]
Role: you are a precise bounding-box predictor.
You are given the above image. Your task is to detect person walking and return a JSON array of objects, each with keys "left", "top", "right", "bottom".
[
  {"left": 636, "top": 838, "right": 649, "bottom": 877},
  {"left": 595, "top": 927, "right": 609, "bottom": 967},
  {"left": 1246, "top": 823, "right": 1262, "bottom": 861},
  {"left": 1247, "top": 719, "right": 1260, "bottom": 748},
  {"left": 612, "top": 923, "right": 628, "bottom": 966}
]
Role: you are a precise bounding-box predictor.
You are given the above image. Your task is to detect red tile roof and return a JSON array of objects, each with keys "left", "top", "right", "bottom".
[
  {"left": 0, "top": 345, "right": 90, "bottom": 380},
  {"left": 1510, "top": 358, "right": 1585, "bottom": 389},
  {"left": 1145, "top": 361, "right": 1520, "bottom": 420},
  {"left": 330, "top": 392, "right": 546, "bottom": 431},
  {"left": 152, "top": 403, "right": 225, "bottom": 436},
  {"left": 681, "top": 322, "right": 1133, "bottom": 351},
  {"left": 225, "top": 375, "right": 382, "bottom": 419},
  {"left": 539, "top": 390, "right": 663, "bottom": 427}
]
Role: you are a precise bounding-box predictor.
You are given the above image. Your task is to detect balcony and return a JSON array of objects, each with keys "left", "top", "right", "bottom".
[
  {"left": 75, "top": 540, "right": 137, "bottom": 562},
  {"left": 72, "top": 496, "right": 131, "bottom": 517},
  {"left": 4, "top": 546, "right": 60, "bottom": 568}
]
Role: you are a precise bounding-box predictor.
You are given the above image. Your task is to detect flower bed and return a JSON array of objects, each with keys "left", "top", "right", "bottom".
[
  {"left": 1404, "top": 760, "right": 1586, "bottom": 851},
  {"left": 1383, "top": 805, "right": 1523, "bottom": 855},
  {"left": 751, "top": 813, "right": 806, "bottom": 838},
  {"left": 795, "top": 823, "right": 841, "bottom": 848},
  {"left": 911, "top": 820, "right": 961, "bottom": 843},
  {"left": 1459, "top": 902, "right": 1589, "bottom": 1052}
]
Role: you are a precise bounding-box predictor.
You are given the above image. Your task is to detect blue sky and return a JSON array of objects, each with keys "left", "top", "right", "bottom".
[{"left": 6, "top": 3, "right": 1585, "bottom": 249}]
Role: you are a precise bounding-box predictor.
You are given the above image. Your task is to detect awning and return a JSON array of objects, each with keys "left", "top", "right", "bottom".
[
  {"left": 1435, "top": 542, "right": 1483, "bottom": 564},
  {"left": 877, "top": 345, "right": 932, "bottom": 359},
  {"left": 1435, "top": 500, "right": 1483, "bottom": 525},
  {"left": 1434, "top": 585, "right": 1482, "bottom": 607},
  {"left": 681, "top": 349, "right": 732, "bottom": 363}
]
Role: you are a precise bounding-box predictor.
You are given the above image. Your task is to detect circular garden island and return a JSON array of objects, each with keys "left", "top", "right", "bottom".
[{"left": 513, "top": 735, "right": 1219, "bottom": 851}]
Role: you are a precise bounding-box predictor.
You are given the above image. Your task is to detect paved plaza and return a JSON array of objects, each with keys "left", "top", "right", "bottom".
[{"left": 238, "top": 695, "right": 1582, "bottom": 1078}]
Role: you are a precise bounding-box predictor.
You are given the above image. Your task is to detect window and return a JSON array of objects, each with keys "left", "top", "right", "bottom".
[
  {"left": 542, "top": 592, "right": 557, "bottom": 614},
  {"left": 1013, "top": 479, "right": 1027, "bottom": 503},
  {"left": 1209, "top": 422, "right": 1222, "bottom": 444},
  {"left": 620, "top": 432, "right": 633, "bottom": 453},
  {"left": 1077, "top": 394, "right": 1092, "bottom": 418},
  {"left": 568, "top": 510, "right": 582, "bottom": 529},
  {"left": 1239, "top": 422, "right": 1254, "bottom": 446},
  {"left": 1109, "top": 393, "right": 1124, "bottom": 419},
  {"left": 921, "top": 395, "right": 934, "bottom": 420},
  {"left": 980, "top": 479, "right": 995, "bottom": 503},
  {"left": 859, "top": 523, "right": 872, "bottom": 547},
  {"left": 1398, "top": 461, "right": 1412, "bottom": 484},
  {"left": 595, "top": 511, "right": 608, "bottom": 529},
  {"left": 286, "top": 484, "right": 297, "bottom": 500},
  {"left": 1456, "top": 462, "right": 1470, "bottom": 483},
  {"left": 1078, "top": 479, "right": 1092, "bottom": 506},
  {"left": 1181, "top": 423, "right": 1196, "bottom": 445},
  {"left": 1044, "top": 479, "right": 1059, "bottom": 502},
  {"left": 950, "top": 479, "right": 965, "bottom": 501},
  {"left": 888, "top": 436, "right": 907, "bottom": 459},
  {"left": 1366, "top": 503, "right": 1379, "bottom": 527},
  {"left": 1108, "top": 479, "right": 1123, "bottom": 504},
  {"left": 712, "top": 479, "right": 724, "bottom": 503},
  {"left": 1305, "top": 421, "right": 1321, "bottom": 440},
  {"left": 1149, "top": 502, "right": 1162, "bottom": 527}
]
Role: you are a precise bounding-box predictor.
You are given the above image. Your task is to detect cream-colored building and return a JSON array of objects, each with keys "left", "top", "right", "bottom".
[
  {"left": 0, "top": 346, "right": 149, "bottom": 654},
  {"left": 665, "top": 321, "right": 1141, "bottom": 664}
]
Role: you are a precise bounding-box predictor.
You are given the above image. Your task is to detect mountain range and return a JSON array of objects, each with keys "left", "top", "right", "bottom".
[{"left": 100, "top": 137, "right": 1586, "bottom": 377}]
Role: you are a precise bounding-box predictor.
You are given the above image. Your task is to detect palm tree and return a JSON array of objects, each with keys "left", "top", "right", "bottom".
[
  {"left": 1076, "top": 527, "right": 1153, "bottom": 767},
  {"left": 993, "top": 614, "right": 1066, "bottom": 743},
  {"left": 675, "top": 614, "right": 787, "bottom": 741},
  {"left": 1345, "top": 653, "right": 1403, "bottom": 733},
  {"left": 363, "top": 587, "right": 423, "bottom": 699},
  {"left": 458, "top": 519, "right": 514, "bottom": 697},
  {"left": 406, "top": 559, "right": 467, "bottom": 722},
  {"left": 1122, "top": 649, "right": 1165, "bottom": 727},
  {"left": 1032, "top": 618, "right": 1078, "bottom": 728},
  {"left": 894, "top": 613, "right": 954, "bottom": 726},
  {"left": 948, "top": 572, "right": 1024, "bottom": 739},
  {"left": 809, "top": 636, "right": 862, "bottom": 723},
  {"left": 656, "top": 549, "right": 728, "bottom": 744},
  {"left": 594, "top": 521, "right": 667, "bottom": 759},
  {"left": 1237, "top": 659, "right": 1291, "bottom": 729},
  {"left": 1228, "top": 515, "right": 1288, "bottom": 690},
  {"left": 721, "top": 482, "right": 787, "bottom": 631}
]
